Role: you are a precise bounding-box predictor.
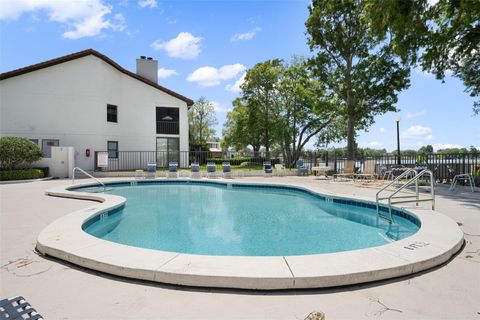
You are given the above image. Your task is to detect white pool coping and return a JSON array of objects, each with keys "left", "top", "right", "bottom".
[{"left": 36, "top": 179, "right": 464, "bottom": 290}]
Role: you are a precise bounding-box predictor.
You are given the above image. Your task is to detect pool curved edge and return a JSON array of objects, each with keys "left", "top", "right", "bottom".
[{"left": 36, "top": 179, "right": 464, "bottom": 290}]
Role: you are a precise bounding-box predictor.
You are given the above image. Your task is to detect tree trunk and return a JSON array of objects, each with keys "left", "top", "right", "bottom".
[
  {"left": 253, "top": 146, "right": 260, "bottom": 158},
  {"left": 347, "top": 116, "right": 355, "bottom": 160}
]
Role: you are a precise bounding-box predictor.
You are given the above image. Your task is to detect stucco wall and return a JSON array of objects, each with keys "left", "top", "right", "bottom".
[{"left": 0, "top": 55, "right": 189, "bottom": 170}]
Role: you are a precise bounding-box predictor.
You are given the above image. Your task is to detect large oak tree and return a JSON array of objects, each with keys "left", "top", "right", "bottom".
[
  {"left": 306, "top": 0, "right": 411, "bottom": 160},
  {"left": 365, "top": 0, "right": 480, "bottom": 114}
]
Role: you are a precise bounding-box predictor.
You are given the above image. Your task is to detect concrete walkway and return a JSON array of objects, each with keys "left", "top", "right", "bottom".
[{"left": 1, "top": 177, "right": 479, "bottom": 319}]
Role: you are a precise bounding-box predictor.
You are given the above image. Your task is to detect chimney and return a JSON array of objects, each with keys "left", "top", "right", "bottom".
[{"left": 136, "top": 56, "right": 158, "bottom": 83}]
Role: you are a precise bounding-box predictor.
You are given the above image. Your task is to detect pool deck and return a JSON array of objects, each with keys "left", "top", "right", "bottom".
[{"left": 1, "top": 176, "right": 479, "bottom": 319}]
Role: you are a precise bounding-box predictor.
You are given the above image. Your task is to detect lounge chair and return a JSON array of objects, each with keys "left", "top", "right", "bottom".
[
  {"left": 296, "top": 160, "right": 308, "bottom": 176},
  {"left": 146, "top": 163, "right": 157, "bottom": 179},
  {"left": 355, "top": 159, "right": 377, "bottom": 181},
  {"left": 167, "top": 161, "right": 178, "bottom": 178},
  {"left": 222, "top": 162, "right": 232, "bottom": 179},
  {"left": 312, "top": 164, "right": 333, "bottom": 179},
  {"left": 0, "top": 296, "right": 43, "bottom": 320},
  {"left": 274, "top": 163, "right": 285, "bottom": 176},
  {"left": 207, "top": 162, "right": 217, "bottom": 178},
  {"left": 333, "top": 160, "right": 355, "bottom": 181},
  {"left": 190, "top": 162, "right": 201, "bottom": 179},
  {"left": 449, "top": 172, "right": 475, "bottom": 192},
  {"left": 264, "top": 161, "right": 273, "bottom": 177}
]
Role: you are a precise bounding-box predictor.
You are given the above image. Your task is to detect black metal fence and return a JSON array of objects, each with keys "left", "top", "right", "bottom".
[{"left": 94, "top": 150, "right": 480, "bottom": 181}]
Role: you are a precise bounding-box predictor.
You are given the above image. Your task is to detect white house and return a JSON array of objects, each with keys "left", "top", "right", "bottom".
[{"left": 0, "top": 49, "right": 193, "bottom": 172}]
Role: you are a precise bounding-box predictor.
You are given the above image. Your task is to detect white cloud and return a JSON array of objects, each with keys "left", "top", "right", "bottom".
[
  {"left": 379, "top": 127, "right": 386, "bottom": 133},
  {"left": 406, "top": 109, "right": 427, "bottom": 119},
  {"left": 157, "top": 68, "right": 178, "bottom": 79},
  {"left": 0, "top": 0, "right": 126, "bottom": 39},
  {"left": 231, "top": 27, "right": 261, "bottom": 42},
  {"left": 151, "top": 32, "right": 203, "bottom": 59},
  {"left": 212, "top": 101, "right": 232, "bottom": 113},
  {"left": 225, "top": 72, "right": 246, "bottom": 93},
  {"left": 138, "top": 0, "right": 157, "bottom": 8},
  {"left": 401, "top": 125, "right": 433, "bottom": 140},
  {"left": 187, "top": 64, "right": 246, "bottom": 87}
]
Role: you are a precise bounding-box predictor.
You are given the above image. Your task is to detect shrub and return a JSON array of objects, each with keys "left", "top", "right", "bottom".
[
  {"left": 207, "top": 157, "right": 254, "bottom": 166},
  {"left": 325, "top": 169, "right": 337, "bottom": 176},
  {"left": 239, "top": 161, "right": 253, "bottom": 168},
  {"left": 33, "top": 167, "right": 50, "bottom": 177},
  {"left": 0, "top": 168, "right": 44, "bottom": 181},
  {"left": 206, "top": 157, "right": 280, "bottom": 166},
  {"left": 0, "top": 137, "right": 42, "bottom": 170}
]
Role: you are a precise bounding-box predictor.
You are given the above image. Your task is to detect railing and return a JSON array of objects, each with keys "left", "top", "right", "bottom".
[
  {"left": 156, "top": 121, "right": 179, "bottom": 134},
  {"left": 72, "top": 167, "right": 106, "bottom": 192},
  {"left": 376, "top": 169, "right": 435, "bottom": 222},
  {"left": 91, "top": 150, "right": 479, "bottom": 182}
]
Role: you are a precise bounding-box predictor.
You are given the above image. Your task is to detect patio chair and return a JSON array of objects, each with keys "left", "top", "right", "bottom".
[
  {"left": 296, "top": 160, "right": 308, "bottom": 176},
  {"left": 333, "top": 160, "right": 355, "bottom": 181},
  {"left": 190, "top": 162, "right": 201, "bottom": 179},
  {"left": 146, "top": 163, "right": 157, "bottom": 179},
  {"left": 167, "top": 161, "right": 178, "bottom": 178},
  {"left": 207, "top": 162, "right": 217, "bottom": 178},
  {"left": 312, "top": 164, "right": 333, "bottom": 179},
  {"left": 274, "top": 163, "right": 285, "bottom": 176},
  {"left": 355, "top": 159, "right": 377, "bottom": 181},
  {"left": 449, "top": 172, "right": 475, "bottom": 192},
  {"left": 222, "top": 162, "right": 232, "bottom": 179},
  {"left": 0, "top": 296, "right": 43, "bottom": 320},
  {"left": 264, "top": 161, "right": 273, "bottom": 177}
]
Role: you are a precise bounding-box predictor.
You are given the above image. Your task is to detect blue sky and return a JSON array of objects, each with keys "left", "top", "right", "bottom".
[{"left": 1, "top": 0, "right": 478, "bottom": 152}]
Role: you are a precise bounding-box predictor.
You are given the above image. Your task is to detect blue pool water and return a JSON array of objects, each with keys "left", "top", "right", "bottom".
[{"left": 80, "top": 182, "right": 420, "bottom": 256}]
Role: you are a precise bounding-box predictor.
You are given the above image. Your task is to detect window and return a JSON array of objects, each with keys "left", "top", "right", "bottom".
[
  {"left": 156, "top": 107, "right": 179, "bottom": 134},
  {"left": 42, "top": 139, "right": 59, "bottom": 158},
  {"left": 29, "top": 139, "right": 39, "bottom": 146},
  {"left": 107, "top": 141, "right": 118, "bottom": 159},
  {"left": 107, "top": 104, "right": 118, "bottom": 123}
]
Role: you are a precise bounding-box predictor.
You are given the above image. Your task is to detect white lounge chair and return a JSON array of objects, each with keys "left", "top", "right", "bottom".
[{"left": 274, "top": 164, "right": 285, "bottom": 176}]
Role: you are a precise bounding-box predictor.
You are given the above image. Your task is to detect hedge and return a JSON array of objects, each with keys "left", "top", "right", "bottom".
[
  {"left": 33, "top": 167, "right": 49, "bottom": 177},
  {"left": 0, "top": 168, "right": 45, "bottom": 181},
  {"left": 206, "top": 157, "right": 280, "bottom": 166},
  {"left": 206, "top": 157, "right": 254, "bottom": 165}
]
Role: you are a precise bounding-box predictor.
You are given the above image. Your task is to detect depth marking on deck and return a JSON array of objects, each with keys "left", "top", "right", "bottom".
[{"left": 403, "top": 241, "right": 430, "bottom": 250}]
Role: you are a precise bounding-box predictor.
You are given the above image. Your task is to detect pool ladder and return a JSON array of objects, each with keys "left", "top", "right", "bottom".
[
  {"left": 72, "top": 167, "right": 106, "bottom": 192},
  {"left": 376, "top": 169, "right": 435, "bottom": 222}
]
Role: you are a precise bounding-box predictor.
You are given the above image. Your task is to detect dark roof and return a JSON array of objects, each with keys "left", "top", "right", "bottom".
[{"left": 0, "top": 49, "right": 194, "bottom": 106}]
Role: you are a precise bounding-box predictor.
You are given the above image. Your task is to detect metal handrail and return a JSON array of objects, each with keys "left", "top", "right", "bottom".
[
  {"left": 72, "top": 167, "right": 105, "bottom": 192},
  {"left": 376, "top": 169, "right": 435, "bottom": 222},
  {"left": 377, "top": 168, "right": 417, "bottom": 199}
]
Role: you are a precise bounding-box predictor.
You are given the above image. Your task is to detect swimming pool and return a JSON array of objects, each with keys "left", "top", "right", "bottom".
[
  {"left": 80, "top": 181, "right": 419, "bottom": 256},
  {"left": 37, "top": 179, "right": 463, "bottom": 289}
]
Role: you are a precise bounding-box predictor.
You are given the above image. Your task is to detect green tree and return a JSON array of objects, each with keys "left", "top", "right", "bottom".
[
  {"left": 365, "top": 0, "right": 480, "bottom": 114},
  {"left": 240, "top": 59, "right": 284, "bottom": 159},
  {"left": 277, "top": 57, "right": 343, "bottom": 166},
  {"left": 188, "top": 97, "right": 218, "bottom": 146},
  {"left": 437, "top": 147, "right": 469, "bottom": 154},
  {"left": 418, "top": 145, "right": 434, "bottom": 154},
  {"left": 306, "top": 0, "right": 411, "bottom": 160},
  {"left": 222, "top": 98, "right": 263, "bottom": 155},
  {"left": 0, "top": 137, "right": 42, "bottom": 170}
]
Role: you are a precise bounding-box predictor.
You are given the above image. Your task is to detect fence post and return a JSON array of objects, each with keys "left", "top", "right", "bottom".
[{"left": 334, "top": 151, "right": 337, "bottom": 172}]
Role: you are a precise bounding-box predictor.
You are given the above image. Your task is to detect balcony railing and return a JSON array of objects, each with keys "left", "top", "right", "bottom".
[{"left": 156, "top": 121, "right": 179, "bottom": 134}]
